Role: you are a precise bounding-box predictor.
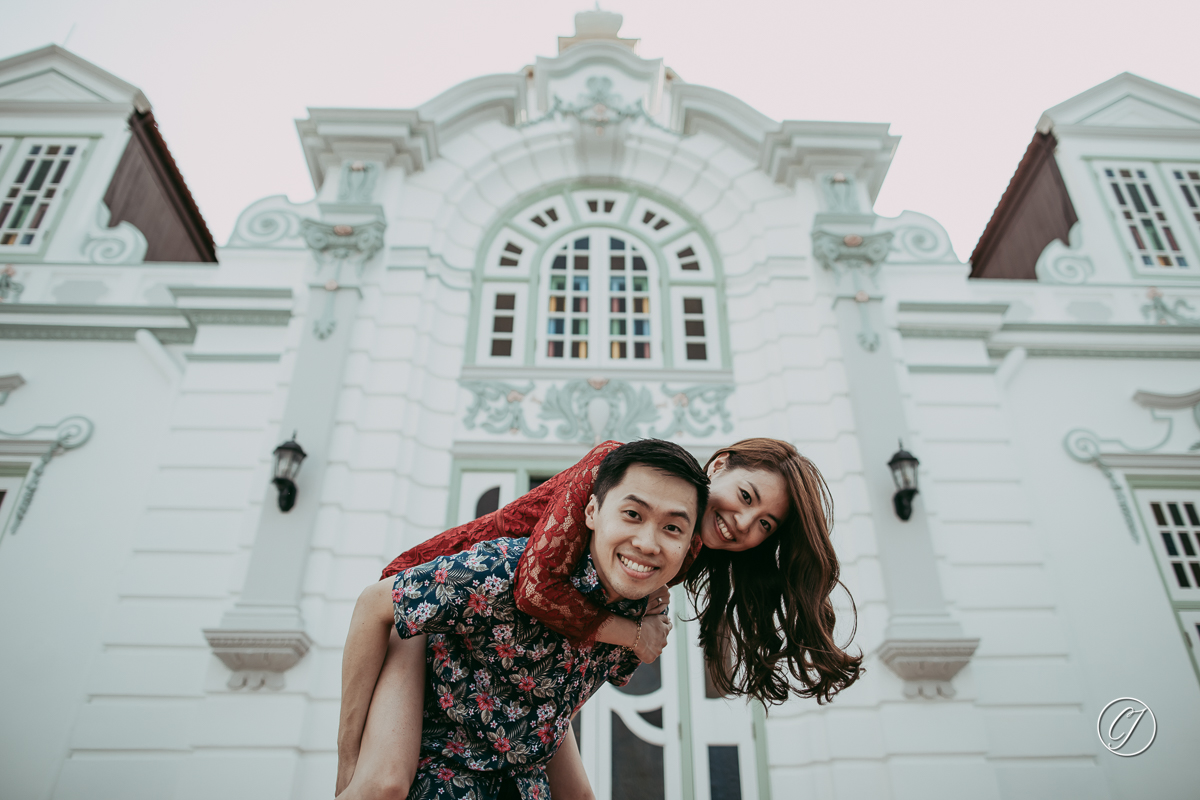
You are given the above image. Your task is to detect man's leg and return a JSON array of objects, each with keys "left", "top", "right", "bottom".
[{"left": 336, "top": 629, "right": 426, "bottom": 800}]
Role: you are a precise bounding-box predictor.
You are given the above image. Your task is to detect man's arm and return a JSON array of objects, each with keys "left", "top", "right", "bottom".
[{"left": 337, "top": 578, "right": 401, "bottom": 790}]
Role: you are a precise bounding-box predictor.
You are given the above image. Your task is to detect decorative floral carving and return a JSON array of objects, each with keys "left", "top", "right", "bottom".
[
  {"left": 301, "top": 219, "right": 387, "bottom": 339},
  {"left": 1142, "top": 287, "right": 1200, "bottom": 326},
  {"left": 653, "top": 384, "right": 734, "bottom": 438},
  {"left": 81, "top": 202, "right": 147, "bottom": 265},
  {"left": 461, "top": 379, "right": 736, "bottom": 444},
  {"left": 0, "top": 265, "right": 23, "bottom": 303},
  {"left": 461, "top": 380, "right": 548, "bottom": 438},
  {"left": 812, "top": 229, "right": 894, "bottom": 351},
  {"left": 540, "top": 379, "right": 658, "bottom": 443},
  {"left": 523, "top": 75, "right": 672, "bottom": 135}
]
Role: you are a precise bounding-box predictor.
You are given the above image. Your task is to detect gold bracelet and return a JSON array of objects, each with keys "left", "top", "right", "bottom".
[{"left": 631, "top": 618, "right": 642, "bottom": 651}]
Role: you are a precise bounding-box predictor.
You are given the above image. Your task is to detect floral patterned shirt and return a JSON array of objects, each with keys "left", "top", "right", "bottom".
[{"left": 393, "top": 536, "right": 645, "bottom": 800}]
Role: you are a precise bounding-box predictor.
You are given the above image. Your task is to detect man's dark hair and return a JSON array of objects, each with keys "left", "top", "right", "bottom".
[{"left": 593, "top": 439, "right": 710, "bottom": 529}]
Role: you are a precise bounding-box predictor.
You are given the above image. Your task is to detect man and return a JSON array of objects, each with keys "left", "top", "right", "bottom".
[{"left": 350, "top": 439, "right": 708, "bottom": 799}]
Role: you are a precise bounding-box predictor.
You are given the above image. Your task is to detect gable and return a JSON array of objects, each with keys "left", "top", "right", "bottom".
[
  {"left": 0, "top": 45, "right": 148, "bottom": 111},
  {"left": 1078, "top": 95, "right": 1200, "bottom": 130},
  {"left": 1040, "top": 72, "right": 1200, "bottom": 133},
  {"left": 0, "top": 68, "right": 109, "bottom": 103}
]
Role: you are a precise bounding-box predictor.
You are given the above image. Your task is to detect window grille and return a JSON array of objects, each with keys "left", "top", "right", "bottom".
[
  {"left": 1148, "top": 498, "right": 1200, "bottom": 597},
  {"left": 1096, "top": 162, "right": 1191, "bottom": 268},
  {"left": 0, "top": 138, "right": 85, "bottom": 252},
  {"left": 1166, "top": 164, "right": 1200, "bottom": 245},
  {"left": 538, "top": 229, "right": 661, "bottom": 366},
  {"left": 1136, "top": 490, "right": 1200, "bottom": 675},
  {"left": 475, "top": 284, "right": 527, "bottom": 364}
]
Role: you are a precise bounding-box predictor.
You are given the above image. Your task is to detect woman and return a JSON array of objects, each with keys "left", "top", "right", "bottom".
[{"left": 335, "top": 438, "right": 862, "bottom": 800}]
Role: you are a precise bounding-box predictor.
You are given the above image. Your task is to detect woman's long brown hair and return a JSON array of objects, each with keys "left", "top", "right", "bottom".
[{"left": 685, "top": 438, "right": 863, "bottom": 706}]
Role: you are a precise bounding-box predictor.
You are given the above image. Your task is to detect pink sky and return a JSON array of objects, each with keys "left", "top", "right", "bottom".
[{"left": 4, "top": 0, "right": 1199, "bottom": 261}]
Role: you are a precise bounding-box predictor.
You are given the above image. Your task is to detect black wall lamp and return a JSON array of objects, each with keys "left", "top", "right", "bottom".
[
  {"left": 272, "top": 433, "right": 307, "bottom": 512},
  {"left": 888, "top": 442, "right": 920, "bottom": 521}
]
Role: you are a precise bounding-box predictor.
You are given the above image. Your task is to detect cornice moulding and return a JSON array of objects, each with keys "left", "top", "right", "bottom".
[
  {"left": 459, "top": 366, "right": 734, "bottom": 383},
  {"left": 418, "top": 73, "right": 526, "bottom": 133},
  {"left": 670, "top": 84, "right": 775, "bottom": 155},
  {"left": 760, "top": 121, "right": 899, "bottom": 199},
  {"left": 1133, "top": 388, "right": 1200, "bottom": 409},
  {"left": 1099, "top": 453, "right": 1200, "bottom": 469},
  {"left": 296, "top": 108, "right": 438, "bottom": 188}
]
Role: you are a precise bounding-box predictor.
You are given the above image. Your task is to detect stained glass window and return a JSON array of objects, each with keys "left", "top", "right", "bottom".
[
  {"left": 538, "top": 229, "right": 660, "bottom": 366},
  {"left": 1166, "top": 164, "right": 1200, "bottom": 247},
  {"left": 0, "top": 138, "right": 85, "bottom": 251},
  {"left": 1096, "top": 163, "right": 1191, "bottom": 268}
]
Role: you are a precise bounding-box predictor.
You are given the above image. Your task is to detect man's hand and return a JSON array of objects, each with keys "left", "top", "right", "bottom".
[{"left": 633, "top": 607, "right": 672, "bottom": 663}]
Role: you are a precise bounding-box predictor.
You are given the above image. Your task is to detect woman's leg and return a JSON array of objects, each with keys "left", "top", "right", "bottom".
[{"left": 336, "top": 629, "right": 426, "bottom": 800}]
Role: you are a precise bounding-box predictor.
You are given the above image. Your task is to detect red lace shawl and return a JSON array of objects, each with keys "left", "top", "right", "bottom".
[{"left": 380, "top": 441, "right": 702, "bottom": 643}]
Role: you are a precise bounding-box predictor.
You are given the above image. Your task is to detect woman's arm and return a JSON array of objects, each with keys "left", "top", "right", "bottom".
[{"left": 514, "top": 442, "right": 623, "bottom": 643}]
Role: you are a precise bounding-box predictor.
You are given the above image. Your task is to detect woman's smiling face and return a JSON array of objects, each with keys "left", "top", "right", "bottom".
[{"left": 700, "top": 455, "right": 790, "bottom": 552}]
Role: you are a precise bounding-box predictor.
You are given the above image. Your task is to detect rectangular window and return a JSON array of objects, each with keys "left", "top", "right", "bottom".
[
  {"left": 1097, "top": 162, "right": 1192, "bottom": 269},
  {"left": 0, "top": 138, "right": 84, "bottom": 253},
  {"left": 1136, "top": 489, "right": 1200, "bottom": 678},
  {"left": 479, "top": 287, "right": 525, "bottom": 363},
  {"left": 1166, "top": 164, "right": 1200, "bottom": 245}
]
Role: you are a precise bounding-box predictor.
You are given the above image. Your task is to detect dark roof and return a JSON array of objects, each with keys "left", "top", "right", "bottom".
[
  {"left": 104, "top": 110, "right": 217, "bottom": 262},
  {"left": 969, "top": 131, "right": 1077, "bottom": 280}
]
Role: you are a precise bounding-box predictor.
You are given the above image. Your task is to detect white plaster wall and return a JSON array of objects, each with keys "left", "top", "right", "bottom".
[
  {"left": 1004, "top": 357, "right": 1200, "bottom": 798},
  {"left": 0, "top": 341, "right": 176, "bottom": 800}
]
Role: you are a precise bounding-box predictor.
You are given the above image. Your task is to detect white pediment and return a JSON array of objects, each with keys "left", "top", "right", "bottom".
[
  {"left": 1078, "top": 95, "right": 1200, "bottom": 129},
  {"left": 0, "top": 44, "right": 149, "bottom": 111},
  {"left": 0, "top": 68, "right": 108, "bottom": 103},
  {"left": 1040, "top": 72, "right": 1200, "bottom": 134}
]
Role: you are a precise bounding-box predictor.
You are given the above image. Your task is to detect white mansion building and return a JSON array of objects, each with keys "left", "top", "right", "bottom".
[{"left": 1, "top": 9, "right": 1199, "bottom": 800}]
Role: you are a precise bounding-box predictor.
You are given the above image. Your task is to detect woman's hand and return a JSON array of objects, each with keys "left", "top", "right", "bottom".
[{"left": 634, "top": 607, "right": 673, "bottom": 663}]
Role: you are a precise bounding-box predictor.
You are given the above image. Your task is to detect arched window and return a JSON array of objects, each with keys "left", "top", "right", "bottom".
[
  {"left": 536, "top": 229, "right": 662, "bottom": 367},
  {"left": 471, "top": 189, "right": 726, "bottom": 370}
]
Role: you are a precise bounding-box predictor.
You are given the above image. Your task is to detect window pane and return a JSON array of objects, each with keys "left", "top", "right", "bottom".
[
  {"left": 490, "top": 339, "right": 512, "bottom": 356},
  {"left": 610, "top": 276, "right": 626, "bottom": 292},
  {"left": 683, "top": 297, "right": 704, "bottom": 314},
  {"left": 495, "top": 294, "right": 516, "bottom": 310},
  {"left": 687, "top": 343, "right": 708, "bottom": 360},
  {"left": 685, "top": 320, "right": 705, "bottom": 336},
  {"left": 611, "top": 713, "right": 664, "bottom": 800},
  {"left": 493, "top": 316, "right": 513, "bottom": 333},
  {"left": 610, "top": 319, "right": 626, "bottom": 335}
]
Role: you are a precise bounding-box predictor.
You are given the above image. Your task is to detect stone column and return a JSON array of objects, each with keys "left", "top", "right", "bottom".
[
  {"left": 204, "top": 215, "right": 385, "bottom": 690},
  {"left": 813, "top": 217, "right": 979, "bottom": 699}
]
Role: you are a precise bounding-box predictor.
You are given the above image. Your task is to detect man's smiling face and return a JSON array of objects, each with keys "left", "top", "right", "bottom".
[{"left": 583, "top": 463, "right": 697, "bottom": 603}]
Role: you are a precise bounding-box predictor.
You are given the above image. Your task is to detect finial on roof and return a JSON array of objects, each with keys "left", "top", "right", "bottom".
[{"left": 559, "top": 6, "right": 638, "bottom": 53}]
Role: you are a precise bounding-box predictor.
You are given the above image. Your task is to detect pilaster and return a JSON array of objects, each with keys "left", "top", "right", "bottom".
[
  {"left": 203, "top": 208, "right": 385, "bottom": 690},
  {"left": 813, "top": 213, "right": 979, "bottom": 699}
]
